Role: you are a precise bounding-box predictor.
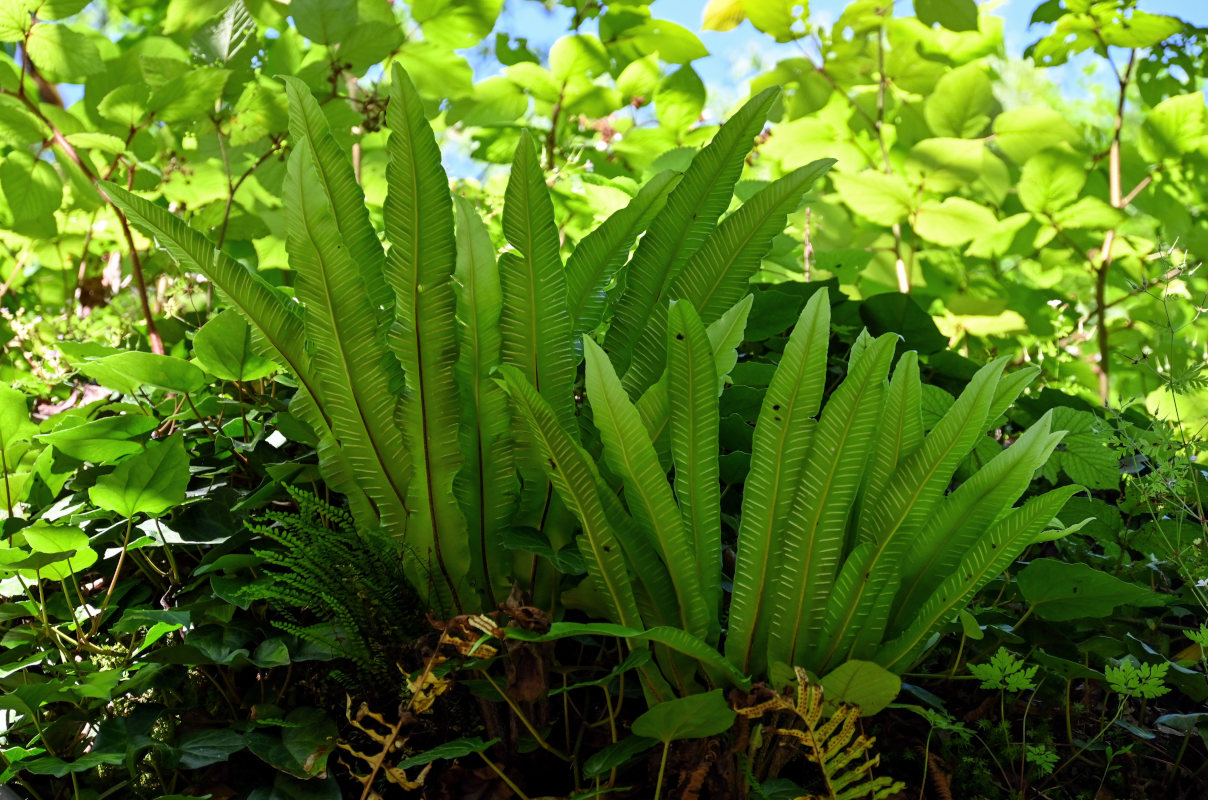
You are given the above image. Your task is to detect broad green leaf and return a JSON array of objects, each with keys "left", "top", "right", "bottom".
[
  {"left": 1018, "top": 148, "right": 1086, "bottom": 215},
  {"left": 905, "top": 138, "right": 983, "bottom": 193},
  {"left": 383, "top": 63, "right": 471, "bottom": 610},
  {"left": 499, "top": 130, "right": 577, "bottom": 436},
  {"left": 565, "top": 170, "right": 681, "bottom": 336},
  {"left": 1099, "top": 10, "right": 1180, "bottom": 48},
  {"left": 24, "top": 22, "right": 102, "bottom": 81},
  {"left": 1, "top": 152, "right": 61, "bottom": 223},
  {"left": 16, "top": 523, "right": 98, "bottom": 581},
  {"left": 916, "top": 0, "right": 978, "bottom": 33},
  {"left": 0, "top": 386, "right": 37, "bottom": 452},
  {"left": 39, "top": 415, "right": 158, "bottom": 464},
  {"left": 582, "top": 735, "right": 657, "bottom": 779},
  {"left": 742, "top": 0, "right": 808, "bottom": 42},
  {"left": 925, "top": 62, "right": 993, "bottom": 138},
  {"left": 1017, "top": 558, "right": 1168, "bottom": 620},
  {"left": 767, "top": 332, "right": 896, "bottom": 670},
  {"left": 1140, "top": 93, "right": 1207, "bottom": 162},
  {"left": 292, "top": 0, "right": 357, "bottom": 44},
  {"left": 191, "top": 0, "right": 256, "bottom": 64},
  {"left": 727, "top": 289, "right": 830, "bottom": 675},
  {"left": 177, "top": 729, "right": 247, "bottom": 769},
  {"left": 193, "top": 309, "right": 278, "bottom": 382},
  {"left": 549, "top": 34, "right": 609, "bottom": 81},
  {"left": 0, "top": 1, "right": 32, "bottom": 41},
  {"left": 603, "top": 15, "right": 708, "bottom": 64},
  {"left": 585, "top": 336, "right": 710, "bottom": 641},
  {"left": 97, "top": 84, "right": 151, "bottom": 127},
  {"left": 394, "top": 40, "right": 473, "bottom": 102},
  {"left": 914, "top": 197, "right": 997, "bottom": 247},
  {"left": 452, "top": 195, "right": 517, "bottom": 605},
  {"left": 667, "top": 301, "right": 723, "bottom": 641},
  {"left": 79, "top": 351, "right": 207, "bottom": 395},
  {"left": 411, "top": 0, "right": 502, "bottom": 49},
  {"left": 151, "top": 67, "right": 231, "bottom": 123},
  {"left": 831, "top": 170, "right": 914, "bottom": 226},
  {"left": 655, "top": 64, "right": 705, "bottom": 133},
  {"left": 282, "top": 134, "right": 413, "bottom": 544},
  {"left": 992, "top": 107, "right": 1080, "bottom": 164},
  {"left": 701, "top": 0, "right": 745, "bottom": 32},
  {"left": 397, "top": 737, "right": 500, "bottom": 769},
  {"left": 875, "top": 485, "right": 1081, "bottom": 671},
  {"left": 1052, "top": 196, "right": 1125, "bottom": 230},
  {"left": 607, "top": 87, "right": 777, "bottom": 386},
  {"left": 89, "top": 434, "right": 190, "bottom": 518},
  {"left": 820, "top": 660, "right": 901, "bottom": 715},
  {"left": 632, "top": 690, "right": 736, "bottom": 742}
]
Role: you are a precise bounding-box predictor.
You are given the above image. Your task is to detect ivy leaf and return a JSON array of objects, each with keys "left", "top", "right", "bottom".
[
  {"left": 89, "top": 434, "right": 190, "bottom": 518},
  {"left": 78, "top": 351, "right": 208, "bottom": 395},
  {"left": 38, "top": 415, "right": 159, "bottom": 464},
  {"left": 915, "top": 0, "right": 979, "bottom": 33},
  {"left": 1017, "top": 559, "right": 1168, "bottom": 621}
]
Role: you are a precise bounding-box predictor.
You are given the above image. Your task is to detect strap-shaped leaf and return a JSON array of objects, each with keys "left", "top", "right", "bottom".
[
  {"left": 451, "top": 195, "right": 517, "bottom": 607},
  {"left": 726, "top": 288, "right": 830, "bottom": 675},
  {"left": 875, "top": 485, "right": 1082, "bottom": 671},
  {"left": 506, "top": 621, "right": 751, "bottom": 690},
  {"left": 984, "top": 365, "right": 1039, "bottom": 435},
  {"left": 565, "top": 170, "right": 681, "bottom": 335},
  {"left": 625, "top": 157, "right": 835, "bottom": 395},
  {"left": 384, "top": 63, "right": 471, "bottom": 611},
  {"left": 667, "top": 301, "right": 723, "bottom": 643},
  {"left": 497, "top": 366, "right": 642, "bottom": 630},
  {"left": 584, "top": 337, "right": 710, "bottom": 642},
  {"left": 890, "top": 411, "right": 1065, "bottom": 630},
  {"left": 817, "top": 357, "right": 1010, "bottom": 669},
  {"left": 858, "top": 351, "right": 923, "bottom": 524},
  {"left": 765, "top": 331, "right": 897, "bottom": 670},
  {"left": 499, "top": 129, "right": 577, "bottom": 436},
  {"left": 636, "top": 294, "right": 752, "bottom": 467},
  {"left": 101, "top": 182, "right": 318, "bottom": 414},
  {"left": 606, "top": 87, "right": 778, "bottom": 385},
  {"left": 282, "top": 139, "right": 413, "bottom": 561},
  {"left": 281, "top": 75, "right": 391, "bottom": 326}
]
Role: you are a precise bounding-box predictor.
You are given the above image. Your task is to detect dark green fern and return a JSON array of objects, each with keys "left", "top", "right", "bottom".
[{"left": 241, "top": 486, "right": 424, "bottom": 690}]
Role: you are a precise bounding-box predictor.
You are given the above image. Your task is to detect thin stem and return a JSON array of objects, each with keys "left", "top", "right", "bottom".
[
  {"left": 476, "top": 752, "right": 532, "bottom": 800},
  {"left": 653, "top": 741, "right": 671, "bottom": 800}
]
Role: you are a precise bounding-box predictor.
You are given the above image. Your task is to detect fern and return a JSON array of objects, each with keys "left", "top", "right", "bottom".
[
  {"left": 241, "top": 486, "right": 422, "bottom": 689},
  {"left": 736, "top": 668, "right": 904, "bottom": 800}
]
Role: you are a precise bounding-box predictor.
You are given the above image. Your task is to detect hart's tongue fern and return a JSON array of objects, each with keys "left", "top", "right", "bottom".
[{"left": 240, "top": 486, "right": 424, "bottom": 691}]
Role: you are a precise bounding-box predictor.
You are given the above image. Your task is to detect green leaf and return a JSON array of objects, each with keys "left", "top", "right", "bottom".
[
  {"left": 582, "top": 734, "right": 657, "bottom": 779},
  {"left": 1018, "top": 148, "right": 1086, "bottom": 215},
  {"left": 0, "top": 385, "right": 37, "bottom": 452},
  {"left": 1, "top": 151, "right": 62, "bottom": 223},
  {"left": 16, "top": 523, "right": 98, "bottom": 581},
  {"left": 291, "top": 0, "right": 357, "bottom": 44},
  {"left": 925, "top": 62, "right": 993, "bottom": 138},
  {"left": 177, "top": 729, "right": 246, "bottom": 769},
  {"left": 991, "top": 107, "right": 1080, "bottom": 164},
  {"left": 858, "top": 293, "right": 947, "bottom": 354},
  {"left": 1140, "top": 93, "right": 1207, "bottom": 162},
  {"left": 701, "top": 0, "right": 745, "bottom": 33},
  {"left": 549, "top": 34, "right": 609, "bottom": 82},
  {"left": 193, "top": 309, "right": 278, "bottom": 382},
  {"left": 39, "top": 415, "right": 159, "bottom": 464},
  {"left": 603, "top": 15, "right": 708, "bottom": 64},
  {"left": 831, "top": 170, "right": 914, "bottom": 226},
  {"left": 655, "top": 64, "right": 705, "bottom": 133},
  {"left": 97, "top": 84, "right": 151, "bottom": 127},
  {"left": 78, "top": 352, "right": 208, "bottom": 395},
  {"left": 24, "top": 22, "right": 102, "bottom": 81},
  {"left": 914, "top": 197, "right": 997, "bottom": 247},
  {"left": 916, "top": 0, "right": 978, "bottom": 33},
  {"left": 1016, "top": 558, "right": 1168, "bottom": 621},
  {"left": 397, "top": 737, "right": 499, "bottom": 769},
  {"left": 585, "top": 336, "right": 710, "bottom": 641},
  {"left": 632, "top": 689, "right": 736, "bottom": 743},
  {"left": 151, "top": 67, "right": 231, "bottom": 123},
  {"left": 565, "top": 170, "right": 681, "bottom": 335},
  {"left": 726, "top": 289, "right": 830, "bottom": 676},
  {"left": 0, "top": 1, "right": 32, "bottom": 41},
  {"left": 905, "top": 138, "right": 983, "bottom": 193},
  {"left": 383, "top": 63, "right": 471, "bottom": 609},
  {"left": 395, "top": 40, "right": 473, "bottom": 102},
  {"left": 820, "top": 660, "right": 901, "bottom": 715},
  {"left": 411, "top": 0, "right": 502, "bottom": 49},
  {"left": 742, "top": 0, "right": 808, "bottom": 42},
  {"left": 89, "top": 434, "right": 190, "bottom": 518}
]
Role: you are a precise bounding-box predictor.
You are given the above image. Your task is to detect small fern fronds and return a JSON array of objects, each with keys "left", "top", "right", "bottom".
[{"left": 736, "top": 667, "right": 904, "bottom": 800}]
